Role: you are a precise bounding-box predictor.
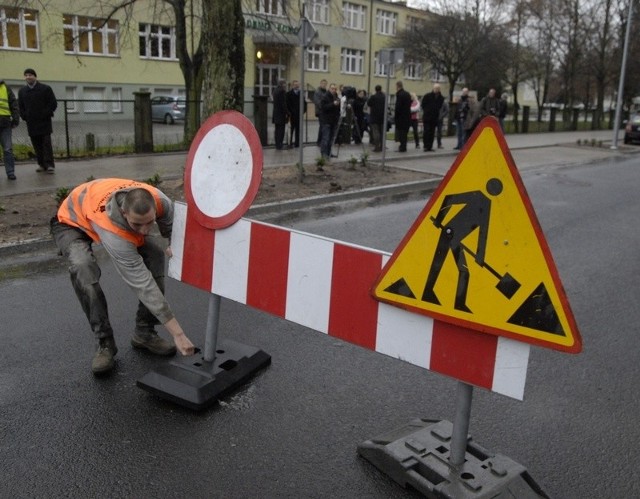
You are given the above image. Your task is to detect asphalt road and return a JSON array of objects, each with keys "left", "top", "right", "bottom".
[{"left": 1, "top": 155, "right": 639, "bottom": 498}]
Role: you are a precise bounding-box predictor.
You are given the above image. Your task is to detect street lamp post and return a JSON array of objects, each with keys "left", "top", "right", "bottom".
[{"left": 612, "top": 0, "right": 634, "bottom": 149}]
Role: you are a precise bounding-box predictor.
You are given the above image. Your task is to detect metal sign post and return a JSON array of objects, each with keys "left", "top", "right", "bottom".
[
  {"left": 298, "top": 16, "right": 317, "bottom": 176},
  {"left": 379, "top": 48, "right": 404, "bottom": 168}
]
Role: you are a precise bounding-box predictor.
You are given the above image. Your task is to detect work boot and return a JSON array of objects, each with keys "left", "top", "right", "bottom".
[
  {"left": 92, "top": 336, "right": 118, "bottom": 375},
  {"left": 131, "top": 329, "right": 176, "bottom": 356}
]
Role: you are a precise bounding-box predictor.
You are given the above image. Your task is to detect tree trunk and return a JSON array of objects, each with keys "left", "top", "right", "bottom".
[{"left": 201, "top": 0, "right": 245, "bottom": 117}]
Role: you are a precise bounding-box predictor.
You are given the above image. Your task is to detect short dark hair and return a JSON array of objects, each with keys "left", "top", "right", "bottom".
[
  {"left": 122, "top": 188, "right": 155, "bottom": 215},
  {"left": 375, "top": 85, "right": 382, "bottom": 92}
]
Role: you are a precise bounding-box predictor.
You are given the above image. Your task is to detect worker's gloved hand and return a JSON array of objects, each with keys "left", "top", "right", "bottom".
[{"left": 175, "top": 333, "right": 196, "bottom": 356}]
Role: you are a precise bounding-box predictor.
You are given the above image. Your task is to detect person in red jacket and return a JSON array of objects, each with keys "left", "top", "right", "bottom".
[{"left": 51, "top": 178, "right": 196, "bottom": 375}]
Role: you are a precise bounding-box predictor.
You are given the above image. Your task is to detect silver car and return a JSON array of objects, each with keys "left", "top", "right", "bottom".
[{"left": 151, "top": 95, "right": 186, "bottom": 124}]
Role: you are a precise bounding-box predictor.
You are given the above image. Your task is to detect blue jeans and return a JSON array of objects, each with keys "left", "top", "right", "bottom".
[
  {"left": 320, "top": 122, "right": 336, "bottom": 159},
  {"left": 0, "top": 126, "right": 15, "bottom": 176}
]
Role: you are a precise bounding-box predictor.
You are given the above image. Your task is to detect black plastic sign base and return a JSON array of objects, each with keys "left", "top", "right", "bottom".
[
  {"left": 358, "top": 419, "right": 549, "bottom": 498},
  {"left": 136, "top": 339, "right": 271, "bottom": 410}
]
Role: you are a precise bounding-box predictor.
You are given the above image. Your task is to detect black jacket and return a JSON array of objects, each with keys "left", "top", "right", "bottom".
[
  {"left": 18, "top": 81, "right": 57, "bottom": 136},
  {"left": 366, "top": 91, "right": 386, "bottom": 125},
  {"left": 272, "top": 86, "right": 289, "bottom": 125},
  {"left": 394, "top": 89, "right": 412, "bottom": 130},
  {"left": 320, "top": 91, "right": 340, "bottom": 126}
]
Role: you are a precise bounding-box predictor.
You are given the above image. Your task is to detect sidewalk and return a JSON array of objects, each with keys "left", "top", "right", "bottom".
[{"left": 0, "top": 128, "right": 633, "bottom": 198}]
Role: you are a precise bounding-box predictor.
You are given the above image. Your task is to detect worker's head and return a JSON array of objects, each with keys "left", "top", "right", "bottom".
[{"left": 122, "top": 188, "right": 156, "bottom": 235}]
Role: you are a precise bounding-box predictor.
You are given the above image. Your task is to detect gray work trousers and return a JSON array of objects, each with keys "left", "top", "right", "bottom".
[{"left": 50, "top": 218, "right": 164, "bottom": 340}]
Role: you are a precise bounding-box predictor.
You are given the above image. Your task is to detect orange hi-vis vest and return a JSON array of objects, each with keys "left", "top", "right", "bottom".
[{"left": 57, "top": 178, "right": 164, "bottom": 247}]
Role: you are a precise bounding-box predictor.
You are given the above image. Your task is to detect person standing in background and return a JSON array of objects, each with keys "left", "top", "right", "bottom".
[
  {"left": 394, "top": 81, "right": 412, "bottom": 152},
  {"left": 498, "top": 92, "right": 508, "bottom": 132},
  {"left": 366, "top": 85, "right": 386, "bottom": 152},
  {"left": 0, "top": 78, "right": 19, "bottom": 180},
  {"left": 18, "top": 68, "right": 57, "bottom": 173},
  {"left": 272, "top": 79, "right": 289, "bottom": 150},
  {"left": 436, "top": 97, "right": 449, "bottom": 149},
  {"left": 409, "top": 92, "right": 421, "bottom": 149},
  {"left": 313, "top": 79, "right": 327, "bottom": 147},
  {"left": 286, "top": 80, "right": 306, "bottom": 148},
  {"left": 421, "top": 84, "right": 444, "bottom": 152}
]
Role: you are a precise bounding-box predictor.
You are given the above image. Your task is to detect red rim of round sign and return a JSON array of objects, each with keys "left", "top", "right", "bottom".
[{"left": 184, "top": 110, "right": 263, "bottom": 229}]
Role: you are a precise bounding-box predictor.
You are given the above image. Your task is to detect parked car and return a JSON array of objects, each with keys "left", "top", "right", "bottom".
[
  {"left": 624, "top": 114, "right": 640, "bottom": 144},
  {"left": 151, "top": 95, "right": 185, "bottom": 124}
]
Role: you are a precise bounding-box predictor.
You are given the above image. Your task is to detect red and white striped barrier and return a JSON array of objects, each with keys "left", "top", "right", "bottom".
[{"left": 168, "top": 202, "right": 530, "bottom": 400}]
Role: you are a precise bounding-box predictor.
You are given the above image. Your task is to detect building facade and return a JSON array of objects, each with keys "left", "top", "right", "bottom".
[{"left": 1, "top": 0, "right": 450, "bottom": 117}]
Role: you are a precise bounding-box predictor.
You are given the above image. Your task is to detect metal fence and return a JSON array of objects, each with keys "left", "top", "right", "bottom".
[{"left": 6, "top": 99, "right": 625, "bottom": 160}]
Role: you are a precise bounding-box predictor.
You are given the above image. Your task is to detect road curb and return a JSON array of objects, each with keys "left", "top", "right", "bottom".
[{"left": 0, "top": 178, "right": 441, "bottom": 276}]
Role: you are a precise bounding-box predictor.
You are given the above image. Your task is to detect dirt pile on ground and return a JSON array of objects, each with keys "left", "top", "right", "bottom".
[{"left": 0, "top": 161, "right": 432, "bottom": 246}]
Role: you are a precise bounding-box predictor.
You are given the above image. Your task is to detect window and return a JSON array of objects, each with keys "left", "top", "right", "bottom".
[
  {"left": 404, "top": 62, "right": 423, "bottom": 80},
  {"left": 306, "top": 44, "right": 329, "bottom": 72},
  {"left": 83, "top": 87, "right": 107, "bottom": 113},
  {"left": 256, "top": 0, "right": 285, "bottom": 17},
  {"left": 376, "top": 10, "right": 397, "bottom": 36},
  {"left": 341, "top": 48, "right": 364, "bottom": 75},
  {"left": 65, "top": 86, "right": 78, "bottom": 113},
  {"left": 64, "top": 15, "right": 119, "bottom": 56},
  {"left": 342, "top": 3, "right": 366, "bottom": 31},
  {"left": 407, "top": 16, "right": 421, "bottom": 32},
  {"left": 374, "top": 52, "right": 388, "bottom": 77},
  {"left": 139, "top": 23, "right": 176, "bottom": 60},
  {"left": 0, "top": 6, "right": 39, "bottom": 51},
  {"left": 429, "top": 68, "right": 445, "bottom": 82},
  {"left": 112, "top": 87, "right": 122, "bottom": 113},
  {"left": 306, "top": 0, "right": 329, "bottom": 24}
]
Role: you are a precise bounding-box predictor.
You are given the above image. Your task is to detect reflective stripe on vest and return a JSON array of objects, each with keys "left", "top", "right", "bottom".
[
  {"left": 0, "top": 84, "right": 10, "bottom": 116},
  {"left": 57, "top": 178, "right": 164, "bottom": 246}
]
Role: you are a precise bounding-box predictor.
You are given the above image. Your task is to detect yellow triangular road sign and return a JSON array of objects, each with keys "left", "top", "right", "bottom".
[{"left": 372, "top": 118, "right": 582, "bottom": 353}]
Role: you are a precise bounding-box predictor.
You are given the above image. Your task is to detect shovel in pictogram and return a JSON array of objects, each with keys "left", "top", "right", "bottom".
[{"left": 460, "top": 242, "right": 521, "bottom": 299}]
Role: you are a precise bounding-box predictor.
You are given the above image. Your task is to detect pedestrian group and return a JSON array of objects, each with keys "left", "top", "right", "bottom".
[{"left": 273, "top": 78, "right": 509, "bottom": 161}]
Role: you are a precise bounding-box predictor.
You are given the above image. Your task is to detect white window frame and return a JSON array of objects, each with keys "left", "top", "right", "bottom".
[
  {"left": 341, "top": 48, "right": 364, "bottom": 75},
  {"left": 342, "top": 3, "right": 366, "bottom": 31},
  {"left": 430, "top": 68, "right": 445, "bottom": 82},
  {"left": 0, "top": 6, "right": 39, "bottom": 51},
  {"left": 306, "top": 44, "right": 329, "bottom": 72},
  {"left": 407, "top": 16, "right": 421, "bottom": 33},
  {"left": 64, "top": 14, "right": 119, "bottom": 56},
  {"left": 374, "top": 52, "right": 388, "bottom": 77},
  {"left": 83, "top": 87, "right": 107, "bottom": 113},
  {"left": 376, "top": 10, "right": 397, "bottom": 36},
  {"left": 65, "top": 86, "right": 78, "bottom": 113},
  {"left": 306, "top": 0, "right": 329, "bottom": 24},
  {"left": 404, "top": 62, "right": 423, "bottom": 80},
  {"left": 111, "top": 87, "right": 123, "bottom": 113},
  {"left": 139, "top": 23, "right": 177, "bottom": 60},
  {"left": 256, "top": 0, "right": 285, "bottom": 17}
]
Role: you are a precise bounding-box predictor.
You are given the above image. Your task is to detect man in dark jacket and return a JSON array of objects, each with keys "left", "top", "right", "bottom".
[
  {"left": 0, "top": 79, "right": 20, "bottom": 180},
  {"left": 394, "top": 81, "right": 412, "bottom": 152},
  {"left": 272, "top": 79, "right": 289, "bottom": 150},
  {"left": 319, "top": 83, "right": 341, "bottom": 160},
  {"left": 313, "top": 79, "right": 327, "bottom": 146},
  {"left": 18, "top": 68, "right": 57, "bottom": 173},
  {"left": 421, "top": 83, "right": 444, "bottom": 152},
  {"left": 366, "top": 85, "right": 386, "bottom": 152},
  {"left": 286, "top": 80, "right": 307, "bottom": 148},
  {"left": 479, "top": 88, "right": 500, "bottom": 118}
]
